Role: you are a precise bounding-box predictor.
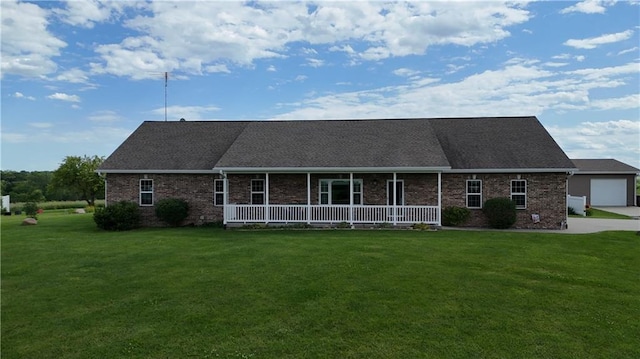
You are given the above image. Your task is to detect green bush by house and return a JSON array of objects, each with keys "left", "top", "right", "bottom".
[
  {"left": 93, "top": 200, "right": 141, "bottom": 231},
  {"left": 483, "top": 197, "right": 517, "bottom": 229},
  {"left": 155, "top": 198, "right": 190, "bottom": 227},
  {"left": 442, "top": 206, "right": 471, "bottom": 226}
]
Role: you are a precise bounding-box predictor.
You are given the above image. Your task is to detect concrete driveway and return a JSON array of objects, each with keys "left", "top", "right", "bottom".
[{"left": 564, "top": 217, "right": 639, "bottom": 234}]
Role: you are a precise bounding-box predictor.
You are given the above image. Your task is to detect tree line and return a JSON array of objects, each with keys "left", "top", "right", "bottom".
[{"left": 1, "top": 155, "right": 105, "bottom": 205}]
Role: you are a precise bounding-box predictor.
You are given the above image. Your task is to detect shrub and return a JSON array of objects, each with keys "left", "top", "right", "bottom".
[
  {"left": 94, "top": 201, "right": 141, "bottom": 231},
  {"left": 22, "top": 202, "right": 39, "bottom": 219},
  {"left": 155, "top": 198, "right": 190, "bottom": 227},
  {"left": 411, "top": 222, "right": 431, "bottom": 231},
  {"left": 568, "top": 207, "right": 577, "bottom": 215},
  {"left": 336, "top": 222, "right": 351, "bottom": 229},
  {"left": 483, "top": 197, "right": 517, "bottom": 229},
  {"left": 442, "top": 206, "right": 471, "bottom": 226},
  {"left": 585, "top": 208, "right": 593, "bottom": 217}
]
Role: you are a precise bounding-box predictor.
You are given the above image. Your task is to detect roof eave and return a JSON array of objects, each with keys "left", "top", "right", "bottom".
[
  {"left": 96, "top": 169, "right": 217, "bottom": 174},
  {"left": 444, "top": 168, "right": 578, "bottom": 173},
  {"left": 573, "top": 171, "right": 640, "bottom": 175},
  {"left": 215, "top": 166, "right": 452, "bottom": 173}
]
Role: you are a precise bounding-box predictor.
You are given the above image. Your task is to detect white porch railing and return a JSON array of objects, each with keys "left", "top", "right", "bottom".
[{"left": 225, "top": 204, "right": 440, "bottom": 225}]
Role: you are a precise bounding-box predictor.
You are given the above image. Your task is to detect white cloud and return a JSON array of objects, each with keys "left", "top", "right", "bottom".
[
  {"left": 564, "top": 30, "right": 634, "bottom": 49},
  {"left": 1, "top": 132, "right": 28, "bottom": 143},
  {"left": 150, "top": 105, "right": 220, "bottom": 121},
  {"left": 590, "top": 94, "right": 640, "bottom": 110},
  {"left": 294, "top": 75, "right": 308, "bottom": 82},
  {"left": 267, "top": 65, "right": 277, "bottom": 72},
  {"left": 548, "top": 120, "right": 640, "bottom": 168},
  {"left": 47, "top": 93, "right": 81, "bottom": 102},
  {"left": 88, "top": 110, "right": 122, "bottom": 123},
  {"left": 393, "top": 68, "right": 420, "bottom": 77},
  {"left": 55, "top": 68, "right": 90, "bottom": 83},
  {"left": 205, "top": 64, "right": 231, "bottom": 73},
  {"left": 0, "top": 0, "right": 67, "bottom": 78},
  {"left": 53, "top": 0, "right": 127, "bottom": 28},
  {"left": 273, "top": 61, "right": 639, "bottom": 120},
  {"left": 560, "top": 0, "right": 611, "bottom": 14},
  {"left": 88, "top": 2, "right": 531, "bottom": 79},
  {"left": 14, "top": 92, "right": 35, "bottom": 100},
  {"left": 306, "top": 58, "right": 325, "bottom": 68},
  {"left": 544, "top": 62, "right": 569, "bottom": 68},
  {"left": 618, "top": 46, "right": 639, "bottom": 55},
  {"left": 29, "top": 122, "right": 54, "bottom": 129}
]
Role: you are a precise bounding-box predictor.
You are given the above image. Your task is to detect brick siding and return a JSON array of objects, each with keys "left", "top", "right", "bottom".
[
  {"left": 441, "top": 173, "right": 568, "bottom": 229},
  {"left": 106, "top": 172, "right": 567, "bottom": 229}
]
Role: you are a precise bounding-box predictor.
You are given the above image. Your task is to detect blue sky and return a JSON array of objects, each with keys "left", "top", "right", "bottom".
[{"left": 1, "top": 0, "right": 639, "bottom": 171}]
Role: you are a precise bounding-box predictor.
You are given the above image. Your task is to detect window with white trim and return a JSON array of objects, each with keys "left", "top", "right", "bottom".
[
  {"left": 251, "top": 179, "right": 265, "bottom": 205},
  {"left": 214, "top": 179, "right": 224, "bottom": 206},
  {"left": 386, "top": 180, "right": 404, "bottom": 205},
  {"left": 466, "top": 179, "right": 482, "bottom": 208},
  {"left": 139, "top": 179, "right": 153, "bottom": 206},
  {"left": 319, "top": 179, "right": 362, "bottom": 205},
  {"left": 510, "top": 179, "right": 527, "bottom": 209}
]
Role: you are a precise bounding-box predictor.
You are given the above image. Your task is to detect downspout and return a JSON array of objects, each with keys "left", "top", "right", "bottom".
[
  {"left": 265, "top": 172, "right": 269, "bottom": 224},
  {"left": 221, "top": 170, "right": 228, "bottom": 227},
  {"left": 437, "top": 171, "right": 442, "bottom": 227},
  {"left": 307, "top": 172, "right": 311, "bottom": 224}
]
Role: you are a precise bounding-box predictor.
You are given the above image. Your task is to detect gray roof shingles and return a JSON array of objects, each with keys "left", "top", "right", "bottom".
[
  {"left": 99, "top": 116, "right": 576, "bottom": 172},
  {"left": 429, "top": 116, "right": 575, "bottom": 169},
  {"left": 215, "top": 119, "right": 449, "bottom": 168},
  {"left": 99, "top": 121, "right": 248, "bottom": 170},
  {"left": 571, "top": 159, "right": 639, "bottom": 173}
]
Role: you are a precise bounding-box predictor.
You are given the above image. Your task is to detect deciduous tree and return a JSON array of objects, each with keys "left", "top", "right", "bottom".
[{"left": 50, "top": 155, "right": 105, "bottom": 206}]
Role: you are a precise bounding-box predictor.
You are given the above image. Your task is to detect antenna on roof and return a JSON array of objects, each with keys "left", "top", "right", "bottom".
[{"left": 164, "top": 72, "right": 168, "bottom": 122}]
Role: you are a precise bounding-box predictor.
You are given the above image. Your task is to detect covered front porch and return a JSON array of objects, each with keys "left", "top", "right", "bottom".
[{"left": 220, "top": 171, "right": 442, "bottom": 226}]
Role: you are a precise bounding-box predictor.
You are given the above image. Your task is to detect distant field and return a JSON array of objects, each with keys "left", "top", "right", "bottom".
[
  {"left": 8, "top": 200, "right": 105, "bottom": 212},
  {"left": 2, "top": 213, "right": 639, "bottom": 358}
]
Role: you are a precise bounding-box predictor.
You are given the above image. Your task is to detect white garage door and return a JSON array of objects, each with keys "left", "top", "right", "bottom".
[{"left": 590, "top": 179, "right": 626, "bottom": 206}]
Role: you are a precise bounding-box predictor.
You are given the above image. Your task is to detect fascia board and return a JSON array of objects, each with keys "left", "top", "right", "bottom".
[
  {"left": 96, "top": 169, "right": 217, "bottom": 174},
  {"left": 215, "top": 166, "right": 451, "bottom": 173},
  {"left": 444, "top": 168, "right": 578, "bottom": 173}
]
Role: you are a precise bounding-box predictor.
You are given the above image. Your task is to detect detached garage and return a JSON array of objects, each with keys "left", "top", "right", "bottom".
[{"left": 569, "top": 159, "right": 639, "bottom": 207}]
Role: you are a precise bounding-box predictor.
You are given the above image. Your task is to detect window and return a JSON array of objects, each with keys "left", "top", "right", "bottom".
[
  {"left": 251, "top": 179, "right": 265, "bottom": 205},
  {"left": 386, "top": 180, "right": 404, "bottom": 205},
  {"left": 466, "top": 179, "right": 482, "bottom": 208},
  {"left": 319, "top": 179, "right": 362, "bottom": 205},
  {"left": 214, "top": 179, "right": 224, "bottom": 206},
  {"left": 140, "top": 179, "right": 153, "bottom": 206},
  {"left": 511, "top": 179, "right": 527, "bottom": 209}
]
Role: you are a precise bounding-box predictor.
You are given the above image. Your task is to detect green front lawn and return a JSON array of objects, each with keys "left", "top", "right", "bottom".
[
  {"left": 587, "top": 208, "right": 633, "bottom": 219},
  {"left": 2, "top": 213, "right": 639, "bottom": 358},
  {"left": 570, "top": 208, "right": 632, "bottom": 219}
]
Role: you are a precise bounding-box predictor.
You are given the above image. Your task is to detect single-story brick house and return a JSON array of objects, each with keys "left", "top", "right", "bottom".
[
  {"left": 569, "top": 159, "right": 639, "bottom": 206},
  {"left": 98, "top": 116, "right": 577, "bottom": 229}
]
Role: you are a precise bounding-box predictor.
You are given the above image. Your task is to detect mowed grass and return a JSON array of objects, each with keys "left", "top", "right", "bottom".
[{"left": 2, "top": 213, "right": 639, "bottom": 358}]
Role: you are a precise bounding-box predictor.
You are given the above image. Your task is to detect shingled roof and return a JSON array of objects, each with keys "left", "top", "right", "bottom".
[
  {"left": 571, "top": 159, "right": 640, "bottom": 173},
  {"left": 99, "top": 116, "right": 575, "bottom": 173}
]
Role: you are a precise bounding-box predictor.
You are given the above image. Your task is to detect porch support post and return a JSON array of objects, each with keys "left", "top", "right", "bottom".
[
  {"left": 307, "top": 172, "right": 311, "bottom": 224},
  {"left": 222, "top": 173, "right": 228, "bottom": 226},
  {"left": 265, "top": 172, "right": 269, "bottom": 223},
  {"left": 393, "top": 172, "right": 397, "bottom": 226},
  {"left": 437, "top": 171, "right": 442, "bottom": 226},
  {"left": 349, "top": 172, "right": 354, "bottom": 226}
]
